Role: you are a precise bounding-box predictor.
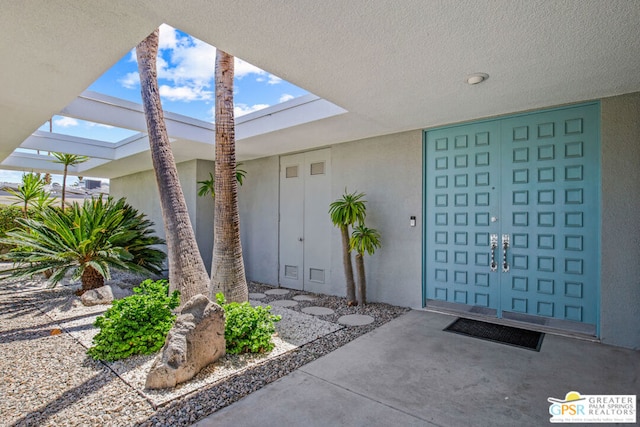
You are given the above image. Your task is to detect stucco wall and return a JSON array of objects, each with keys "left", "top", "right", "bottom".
[
  {"left": 110, "top": 159, "right": 214, "bottom": 272},
  {"left": 237, "top": 131, "right": 423, "bottom": 308},
  {"left": 194, "top": 159, "right": 215, "bottom": 273},
  {"left": 600, "top": 92, "right": 640, "bottom": 349},
  {"left": 238, "top": 156, "right": 280, "bottom": 285},
  {"left": 330, "top": 131, "right": 423, "bottom": 308}
]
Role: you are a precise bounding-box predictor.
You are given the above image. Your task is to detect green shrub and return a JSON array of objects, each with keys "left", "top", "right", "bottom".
[
  {"left": 0, "top": 205, "right": 24, "bottom": 253},
  {"left": 216, "top": 293, "right": 281, "bottom": 355},
  {"left": 87, "top": 279, "right": 179, "bottom": 361}
]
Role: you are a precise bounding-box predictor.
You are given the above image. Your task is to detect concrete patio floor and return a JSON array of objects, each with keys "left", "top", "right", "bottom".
[{"left": 194, "top": 310, "right": 638, "bottom": 427}]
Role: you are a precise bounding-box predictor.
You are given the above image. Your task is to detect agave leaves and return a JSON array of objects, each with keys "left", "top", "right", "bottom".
[{"left": 0, "top": 197, "right": 166, "bottom": 290}]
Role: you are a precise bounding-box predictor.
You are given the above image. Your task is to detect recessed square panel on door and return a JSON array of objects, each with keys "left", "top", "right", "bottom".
[
  {"left": 424, "top": 121, "right": 501, "bottom": 312},
  {"left": 499, "top": 104, "right": 599, "bottom": 332}
]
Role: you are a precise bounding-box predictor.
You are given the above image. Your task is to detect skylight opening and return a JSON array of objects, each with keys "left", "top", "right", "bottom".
[
  {"left": 87, "top": 23, "right": 310, "bottom": 123},
  {"left": 4, "top": 23, "right": 321, "bottom": 185},
  {"left": 37, "top": 116, "right": 139, "bottom": 143}
]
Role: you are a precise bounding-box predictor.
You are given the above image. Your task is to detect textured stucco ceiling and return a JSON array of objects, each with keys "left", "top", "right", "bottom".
[{"left": 1, "top": 1, "right": 639, "bottom": 178}]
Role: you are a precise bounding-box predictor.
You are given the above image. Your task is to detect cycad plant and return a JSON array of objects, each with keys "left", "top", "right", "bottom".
[
  {"left": 350, "top": 224, "right": 382, "bottom": 305},
  {"left": 329, "top": 190, "right": 366, "bottom": 305},
  {"left": 0, "top": 197, "right": 166, "bottom": 292}
]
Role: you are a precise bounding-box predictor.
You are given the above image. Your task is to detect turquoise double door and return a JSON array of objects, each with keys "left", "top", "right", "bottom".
[{"left": 424, "top": 103, "right": 600, "bottom": 333}]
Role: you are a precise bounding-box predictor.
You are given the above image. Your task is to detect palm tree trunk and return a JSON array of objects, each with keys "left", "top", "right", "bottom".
[
  {"left": 136, "top": 29, "right": 210, "bottom": 305},
  {"left": 354, "top": 253, "right": 366, "bottom": 305},
  {"left": 341, "top": 225, "right": 357, "bottom": 305},
  {"left": 81, "top": 265, "right": 104, "bottom": 291},
  {"left": 211, "top": 49, "right": 248, "bottom": 303},
  {"left": 61, "top": 164, "right": 68, "bottom": 208}
]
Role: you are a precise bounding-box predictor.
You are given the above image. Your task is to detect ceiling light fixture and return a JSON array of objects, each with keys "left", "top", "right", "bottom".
[{"left": 466, "top": 73, "right": 489, "bottom": 85}]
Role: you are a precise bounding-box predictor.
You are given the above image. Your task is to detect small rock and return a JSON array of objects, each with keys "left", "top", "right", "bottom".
[
  {"left": 145, "top": 294, "right": 225, "bottom": 389},
  {"left": 80, "top": 285, "right": 134, "bottom": 306}
]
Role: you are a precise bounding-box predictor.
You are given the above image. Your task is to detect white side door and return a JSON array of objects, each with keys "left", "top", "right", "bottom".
[{"left": 279, "top": 149, "right": 332, "bottom": 291}]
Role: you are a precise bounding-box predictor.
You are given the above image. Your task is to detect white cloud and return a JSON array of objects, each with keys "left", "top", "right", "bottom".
[
  {"left": 121, "top": 25, "right": 289, "bottom": 108},
  {"left": 256, "top": 73, "right": 284, "bottom": 85},
  {"left": 119, "top": 72, "right": 139, "bottom": 89},
  {"left": 54, "top": 117, "right": 79, "bottom": 127},
  {"left": 161, "top": 38, "right": 216, "bottom": 85},
  {"left": 234, "top": 103, "right": 269, "bottom": 117},
  {"left": 87, "top": 122, "right": 114, "bottom": 129},
  {"left": 279, "top": 93, "right": 294, "bottom": 103},
  {"left": 159, "top": 84, "right": 213, "bottom": 102},
  {"left": 268, "top": 74, "right": 282, "bottom": 85},
  {"left": 158, "top": 24, "right": 179, "bottom": 50},
  {"left": 235, "top": 58, "right": 266, "bottom": 79}
]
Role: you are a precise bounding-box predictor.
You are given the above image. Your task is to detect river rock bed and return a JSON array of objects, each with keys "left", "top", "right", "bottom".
[{"left": 0, "top": 274, "right": 409, "bottom": 426}]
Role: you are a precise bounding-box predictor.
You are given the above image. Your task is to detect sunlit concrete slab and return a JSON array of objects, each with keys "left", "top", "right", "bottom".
[{"left": 195, "top": 310, "right": 639, "bottom": 427}]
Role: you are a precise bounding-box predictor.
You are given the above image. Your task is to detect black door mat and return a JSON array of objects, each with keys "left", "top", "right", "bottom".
[{"left": 444, "top": 318, "right": 544, "bottom": 351}]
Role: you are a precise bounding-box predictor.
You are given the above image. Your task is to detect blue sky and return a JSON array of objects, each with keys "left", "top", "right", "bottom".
[{"left": 4, "top": 24, "right": 308, "bottom": 185}]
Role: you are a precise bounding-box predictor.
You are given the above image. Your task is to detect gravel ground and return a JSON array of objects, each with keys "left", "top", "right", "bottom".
[{"left": 0, "top": 275, "right": 409, "bottom": 427}]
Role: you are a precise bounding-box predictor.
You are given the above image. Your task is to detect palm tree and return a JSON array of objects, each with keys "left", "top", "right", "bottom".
[
  {"left": 0, "top": 197, "right": 166, "bottom": 292},
  {"left": 136, "top": 28, "right": 211, "bottom": 304},
  {"left": 5, "top": 172, "right": 47, "bottom": 217},
  {"left": 211, "top": 49, "right": 248, "bottom": 303},
  {"left": 52, "top": 152, "right": 89, "bottom": 208},
  {"left": 350, "top": 224, "right": 381, "bottom": 305},
  {"left": 329, "top": 190, "right": 366, "bottom": 305}
]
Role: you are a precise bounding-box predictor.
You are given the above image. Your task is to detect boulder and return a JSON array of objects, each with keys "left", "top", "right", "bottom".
[
  {"left": 145, "top": 294, "right": 226, "bottom": 389},
  {"left": 80, "top": 285, "right": 134, "bottom": 306}
]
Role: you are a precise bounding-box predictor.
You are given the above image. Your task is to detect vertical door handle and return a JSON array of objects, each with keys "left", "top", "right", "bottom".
[
  {"left": 502, "top": 234, "right": 510, "bottom": 272},
  {"left": 490, "top": 234, "right": 498, "bottom": 272}
]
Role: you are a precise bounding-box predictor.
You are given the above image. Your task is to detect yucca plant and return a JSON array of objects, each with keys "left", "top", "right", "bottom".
[
  {"left": 0, "top": 196, "right": 166, "bottom": 292},
  {"left": 5, "top": 172, "right": 46, "bottom": 217},
  {"left": 329, "top": 189, "right": 366, "bottom": 305},
  {"left": 31, "top": 190, "right": 56, "bottom": 212},
  {"left": 350, "top": 224, "right": 382, "bottom": 305}
]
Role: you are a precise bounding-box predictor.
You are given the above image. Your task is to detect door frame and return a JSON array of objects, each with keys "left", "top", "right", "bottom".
[{"left": 421, "top": 101, "right": 601, "bottom": 336}]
